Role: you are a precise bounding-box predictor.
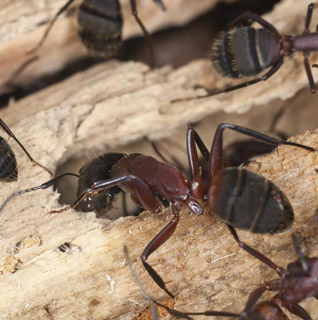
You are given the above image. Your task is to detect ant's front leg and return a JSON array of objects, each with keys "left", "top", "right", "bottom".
[{"left": 141, "top": 211, "right": 179, "bottom": 299}]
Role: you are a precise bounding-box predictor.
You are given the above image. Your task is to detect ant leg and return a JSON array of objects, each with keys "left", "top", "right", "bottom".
[
  {"left": 304, "top": 53, "right": 316, "bottom": 93},
  {"left": 212, "top": 57, "right": 283, "bottom": 95},
  {"left": 172, "top": 57, "right": 284, "bottom": 103},
  {"left": 288, "top": 226, "right": 308, "bottom": 272},
  {"left": 209, "top": 123, "right": 317, "bottom": 178},
  {"left": 28, "top": 0, "right": 76, "bottom": 54},
  {"left": 304, "top": 3, "right": 318, "bottom": 32},
  {"left": 228, "top": 11, "right": 279, "bottom": 34},
  {"left": 157, "top": 298, "right": 240, "bottom": 318},
  {"left": 150, "top": 140, "right": 184, "bottom": 170},
  {"left": 141, "top": 212, "right": 180, "bottom": 298},
  {"left": 227, "top": 225, "right": 287, "bottom": 277},
  {"left": 129, "top": 0, "right": 156, "bottom": 67},
  {"left": 0, "top": 119, "right": 53, "bottom": 176},
  {"left": 271, "top": 294, "right": 312, "bottom": 320},
  {"left": 0, "top": 173, "right": 79, "bottom": 216},
  {"left": 241, "top": 287, "right": 266, "bottom": 316},
  {"left": 49, "top": 174, "right": 163, "bottom": 214},
  {"left": 286, "top": 304, "right": 312, "bottom": 320},
  {"left": 5, "top": 56, "right": 39, "bottom": 89},
  {"left": 186, "top": 128, "right": 209, "bottom": 180}
]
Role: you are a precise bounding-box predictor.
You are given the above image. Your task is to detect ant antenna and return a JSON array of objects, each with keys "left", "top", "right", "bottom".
[{"left": 0, "top": 173, "right": 79, "bottom": 216}]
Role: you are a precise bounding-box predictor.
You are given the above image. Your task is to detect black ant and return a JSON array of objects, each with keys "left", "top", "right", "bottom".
[
  {"left": 174, "top": 3, "right": 318, "bottom": 102},
  {"left": 0, "top": 124, "right": 316, "bottom": 299},
  {"left": 0, "top": 118, "right": 52, "bottom": 181},
  {"left": 28, "top": 0, "right": 166, "bottom": 66},
  {"left": 147, "top": 225, "right": 318, "bottom": 320},
  {"left": 6, "top": 0, "right": 165, "bottom": 89}
]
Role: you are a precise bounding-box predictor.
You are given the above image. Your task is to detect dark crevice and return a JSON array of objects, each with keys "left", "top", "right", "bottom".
[{"left": 0, "top": 0, "right": 281, "bottom": 107}]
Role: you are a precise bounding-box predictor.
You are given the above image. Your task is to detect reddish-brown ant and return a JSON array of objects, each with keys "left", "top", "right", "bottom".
[
  {"left": 0, "top": 124, "right": 316, "bottom": 299},
  {"left": 0, "top": 118, "right": 52, "bottom": 181},
  {"left": 148, "top": 226, "right": 318, "bottom": 320},
  {"left": 174, "top": 3, "right": 318, "bottom": 102}
]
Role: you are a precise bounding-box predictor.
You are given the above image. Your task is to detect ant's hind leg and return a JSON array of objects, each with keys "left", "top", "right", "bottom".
[
  {"left": 129, "top": 0, "right": 156, "bottom": 67},
  {"left": 28, "top": 0, "right": 76, "bottom": 54},
  {"left": 228, "top": 11, "right": 279, "bottom": 34}
]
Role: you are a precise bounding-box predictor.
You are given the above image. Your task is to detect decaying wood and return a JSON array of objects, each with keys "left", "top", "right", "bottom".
[
  {"left": 1, "top": 0, "right": 318, "bottom": 152},
  {"left": 0, "top": 111, "right": 318, "bottom": 319},
  {"left": 1, "top": 0, "right": 318, "bottom": 319},
  {"left": 0, "top": 0, "right": 237, "bottom": 93}
]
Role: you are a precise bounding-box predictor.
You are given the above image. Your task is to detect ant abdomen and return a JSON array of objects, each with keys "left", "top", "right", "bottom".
[
  {"left": 209, "top": 168, "right": 294, "bottom": 234},
  {"left": 212, "top": 27, "right": 281, "bottom": 78},
  {"left": 77, "top": 152, "right": 125, "bottom": 211},
  {"left": 77, "top": 0, "right": 123, "bottom": 58},
  {"left": 0, "top": 137, "right": 18, "bottom": 182}
]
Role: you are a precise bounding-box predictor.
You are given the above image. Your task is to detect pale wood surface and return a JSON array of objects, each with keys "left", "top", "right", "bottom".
[
  {"left": 0, "top": 0, "right": 235, "bottom": 93},
  {"left": 1, "top": 0, "right": 317, "bottom": 156},
  {"left": 0, "top": 113, "right": 318, "bottom": 319},
  {"left": 1, "top": 0, "right": 318, "bottom": 319}
]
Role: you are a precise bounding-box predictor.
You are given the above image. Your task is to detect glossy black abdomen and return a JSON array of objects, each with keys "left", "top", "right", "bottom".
[
  {"left": 0, "top": 137, "right": 17, "bottom": 182},
  {"left": 209, "top": 167, "right": 293, "bottom": 234},
  {"left": 212, "top": 27, "right": 281, "bottom": 78},
  {"left": 77, "top": 0, "right": 123, "bottom": 57}
]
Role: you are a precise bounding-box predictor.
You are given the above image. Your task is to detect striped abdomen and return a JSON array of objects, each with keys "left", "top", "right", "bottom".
[
  {"left": 209, "top": 168, "right": 293, "bottom": 234},
  {"left": 77, "top": 0, "right": 123, "bottom": 58},
  {"left": 211, "top": 27, "right": 281, "bottom": 78},
  {"left": 0, "top": 137, "right": 17, "bottom": 182}
]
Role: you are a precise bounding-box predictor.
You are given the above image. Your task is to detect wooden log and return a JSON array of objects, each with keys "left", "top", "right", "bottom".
[
  {"left": 0, "top": 113, "right": 318, "bottom": 319},
  {"left": 1, "top": 0, "right": 317, "bottom": 152},
  {"left": 0, "top": 0, "right": 236, "bottom": 93}
]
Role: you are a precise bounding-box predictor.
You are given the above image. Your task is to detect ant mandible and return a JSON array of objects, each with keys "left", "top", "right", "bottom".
[
  {"left": 0, "top": 118, "right": 52, "bottom": 181},
  {"left": 174, "top": 3, "right": 318, "bottom": 102},
  {"left": 0, "top": 124, "right": 316, "bottom": 299},
  {"left": 152, "top": 225, "right": 318, "bottom": 320}
]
